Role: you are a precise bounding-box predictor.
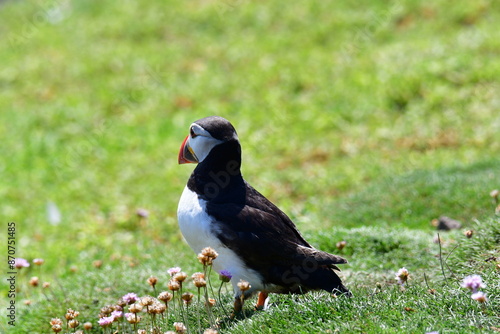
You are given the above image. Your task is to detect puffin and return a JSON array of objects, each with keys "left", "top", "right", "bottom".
[{"left": 177, "top": 116, "right": 350, "bottom": 313}]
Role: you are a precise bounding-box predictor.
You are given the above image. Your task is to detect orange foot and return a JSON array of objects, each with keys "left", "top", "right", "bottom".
[{"left": 255, "top": 291, "right": 269, "bottom": 310}]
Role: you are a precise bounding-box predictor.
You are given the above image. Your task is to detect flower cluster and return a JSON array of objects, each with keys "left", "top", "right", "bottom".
[
  {"left": 50, "top": 309, "right": 82, "bottom": 333},
  {"left": 93, "top": 256, "right": 227, "bottom": 333},
  {"left": 121, "top": 292, "right": 139, "bottom": 304},
  {"left": 192, "top": 272, "right": 207, "bottom": 288},
  {"left": 98, "top": 304, "right": 125, "bottom": 328},
  {"left": 49, "top": 318, "right": 63, "bottom": 333},
  {"left": 168, "top": 270, "right": 188, "bottom": 292},
  {"left": 461, "top": 274, "right": 485, "bottom": 292},
  {"left": 158, "top": 291, "right": 173, "bottom": 303},
  {"left": 167, "top": 266, "right": 181, "bottom": 276},
  {"left": 395, "top": 267, "right": 410, "bottom": 286},
  {"left": 136, "top": 208, "right": 150, "bottom": 218},
  {"left": 237, "top": 280, "right": 251, "bottom": 292},
  {"left": 33, "top": 258, "right": 45, "bottom": 266},
  {"left": 219, "top": 270, "right": 232, "bottom": 283},
  {"left": 45, "top": 249, "right": 230, "bottom": 333},
  {"left": 97, "top": 292, "right": 173, "bottom": 330},
  {"left": 147, "top": 276, "right": 158, "bottom": 288},
  {"left": 461, "top": 274, "right": 488, "bottom": 303},
  {"left": 174, "top": 322, "right": 187, "bottom": 333},
  {"left": 198, "top": 247, "right": 219, "bottom": 266},
  {"left": 29, "top": 276, "right": 39, "bottom": 287},
  {"left": 14, "top": 258, "right": 30, "bottom": 269},
  {"left": 65, "top": 308, "right": 80, "bottom": 329},
  {"left": 336, "top": 240, "right": 347, "bottom": 251}
]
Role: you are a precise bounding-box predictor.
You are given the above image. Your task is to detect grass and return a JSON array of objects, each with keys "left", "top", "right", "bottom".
[
  {"left": 3, "top": 218, "right": 499, "bottom": 333},
  {"left": 1, "top": 0, "right": 500, "bottom": 332}
]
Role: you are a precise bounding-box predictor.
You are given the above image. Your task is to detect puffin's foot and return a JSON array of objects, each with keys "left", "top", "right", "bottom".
[{"left": 255, "top": 291, "right": 269, "bottom": 310}]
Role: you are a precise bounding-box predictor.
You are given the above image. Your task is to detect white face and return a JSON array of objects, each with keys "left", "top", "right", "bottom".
[{"left": 187, "top": 123, "right": 224, "bottom": 163}]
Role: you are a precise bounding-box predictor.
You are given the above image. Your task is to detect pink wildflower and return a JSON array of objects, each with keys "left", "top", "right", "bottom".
[
  {"left": 167, "top": 267, "right": 181, "bottom": 276},
  {"left": 461, "top": 275, "right": 485, "bottom": 293},
  {"left": 111, "top": 310, "right": 122, "bottom": 319},
  {"left": 15, "top": 258, "right": 30, "bottom": 269},
  {"left": 122, "top": 293, "right": 139, "bottom": 304},
  {"left": 136, "top": 208, "right": 149, "bottom": 218},
  {"left": 98, "top": 316, "right": 114, "bottom": 327}
]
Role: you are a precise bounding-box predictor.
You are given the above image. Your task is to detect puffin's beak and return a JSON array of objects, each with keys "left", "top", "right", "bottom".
[{"left": 178, "top": 136, "right": 198, "bottom": 164}]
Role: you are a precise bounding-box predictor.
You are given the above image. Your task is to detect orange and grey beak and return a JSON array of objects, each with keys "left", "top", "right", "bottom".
[{"left": 178, "top": 136, "right": 198, "bottom": 164}]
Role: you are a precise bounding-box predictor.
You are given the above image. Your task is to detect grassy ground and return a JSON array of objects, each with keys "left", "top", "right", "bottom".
[{"left": 1, "top": 0, "right": 499, "bottom": 333}]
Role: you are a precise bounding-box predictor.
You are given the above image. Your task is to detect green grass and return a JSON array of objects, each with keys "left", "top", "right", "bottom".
[
  {"left": 320, "top": 160, "right": 499, "bottom": 230},
  {"left": 3, "top": 218, "right": 499, "bottom": 333},
  {"left": 1, "top": 0, "right": 500, "bottom": 332}
]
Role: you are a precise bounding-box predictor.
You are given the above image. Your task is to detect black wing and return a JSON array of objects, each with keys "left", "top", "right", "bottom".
[{"left": 206, "top": 182, "right": 347, "bottom": 290}]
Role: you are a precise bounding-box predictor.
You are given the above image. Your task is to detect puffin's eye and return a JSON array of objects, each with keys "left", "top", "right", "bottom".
[{"left": 190, "top": 127, "right": 197, "bottom": 138}]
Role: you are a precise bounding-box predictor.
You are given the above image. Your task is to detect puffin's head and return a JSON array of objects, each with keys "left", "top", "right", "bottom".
[{"left": 178, "top": 116, "right": 239, "bottom": 164}]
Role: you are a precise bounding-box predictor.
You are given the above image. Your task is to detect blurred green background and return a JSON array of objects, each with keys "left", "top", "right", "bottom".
[{"left": 0, "top": 0, "right": 499, "bottom": 331}]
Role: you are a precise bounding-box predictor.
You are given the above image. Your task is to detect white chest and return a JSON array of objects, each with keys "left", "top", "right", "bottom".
[
  {"left": 177, "top": 186, "right": 218, "bottom": 254},
  {"left": 177, "top": 186, "right": 264, "bottom": 294}
]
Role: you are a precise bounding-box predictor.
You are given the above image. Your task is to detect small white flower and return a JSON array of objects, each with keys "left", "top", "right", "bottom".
[
  {"left": 471, "top": 291, "right": 487, "bottom": 303},
  {"left": 395, "top": 267, "right": 410, "bottom": 285}
]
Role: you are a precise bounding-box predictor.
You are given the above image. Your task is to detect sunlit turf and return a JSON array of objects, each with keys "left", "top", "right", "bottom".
[
  {"left": 1, "top": 0, "right": 500, "bottom": 332},
  {"left": 3, "top": 217, "right": 499, "bottom": 333}
]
